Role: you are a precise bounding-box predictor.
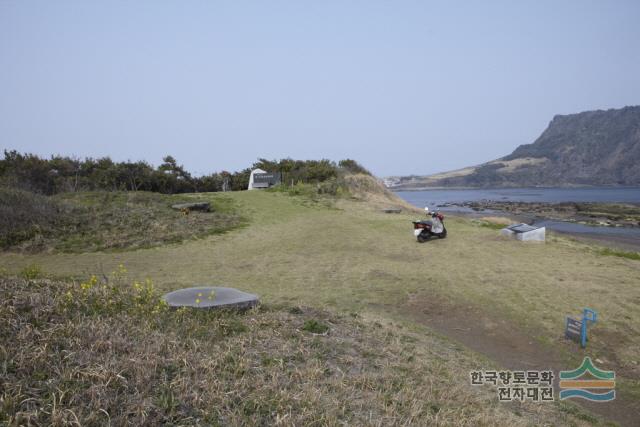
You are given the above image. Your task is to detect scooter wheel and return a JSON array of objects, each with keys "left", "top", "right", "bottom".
[
  {"left": 438, "top": 228, "right": 447, "bottom": 239},
  {"left": 417, "top": 234, "right": 429, "bottom": 243}
]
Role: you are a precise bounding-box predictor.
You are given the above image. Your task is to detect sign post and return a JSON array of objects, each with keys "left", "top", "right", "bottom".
[{"left": 565, "top": 308, "right": 597, "bottom": 349}]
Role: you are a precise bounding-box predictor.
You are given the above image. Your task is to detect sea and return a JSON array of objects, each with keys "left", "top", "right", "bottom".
[{"left": 395, "top": 187, "right": 640, "bottom": 240}]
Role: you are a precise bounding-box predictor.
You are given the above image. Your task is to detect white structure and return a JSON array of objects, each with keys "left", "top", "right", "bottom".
[
  {"left": 500, "top": 223, "right": 546, "bottom": 242},
  {"left": 247, "top": 168, "right": 267, "bottom": 190}
]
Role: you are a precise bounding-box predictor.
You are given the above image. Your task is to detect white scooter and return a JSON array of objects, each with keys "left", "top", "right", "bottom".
[{"left": 412, "top": 207, "right": 447, "bottom": 243}]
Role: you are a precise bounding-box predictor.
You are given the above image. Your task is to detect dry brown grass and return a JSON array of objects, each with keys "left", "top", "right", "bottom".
[
  {"left": 489, "top": 157, "right": 549, "bottom": 173},
  {"left": 2, "top": 187, "right": 639, "bottom": 424},
  {"left": 0, "top": 191, "right": 244, "bottom": 253},
  {"left": 0, "top": 187, "right": 64, "bottom": 248},
  {"left": 2, "top": 191, "right": 638, "bottom": 381},
  {"left": 0, "top": 275, "right": 595, "bottom": 426},
  {"left": 480, "top": 216, "right": 514, "bottom": 226},
  {"left": 342, "top": 174, "right": 420, "bottom": 213}
]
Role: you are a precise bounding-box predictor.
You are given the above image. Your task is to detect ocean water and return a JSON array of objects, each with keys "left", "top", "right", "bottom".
[
  {"left": 395, "top": 187, "right": 640, "bottom": 239},
  {"left": 395, "top": 187, "right": 640, "bottom": 210}
]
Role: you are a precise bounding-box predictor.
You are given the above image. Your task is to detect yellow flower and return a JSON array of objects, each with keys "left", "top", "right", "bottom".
[{"left": 195, "top": 298, "right": 201, "bottom": 304}]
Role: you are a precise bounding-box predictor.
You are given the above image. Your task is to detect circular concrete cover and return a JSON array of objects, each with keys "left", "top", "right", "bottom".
[{"left": 163, "top": 286, "right": 259, "bottom": 309}]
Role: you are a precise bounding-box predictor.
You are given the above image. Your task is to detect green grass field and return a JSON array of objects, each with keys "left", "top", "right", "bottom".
[{"left": 2, "top": 187, "right": 639, "bottom": 425}]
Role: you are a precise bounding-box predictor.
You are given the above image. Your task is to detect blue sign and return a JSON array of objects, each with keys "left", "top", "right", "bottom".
[{"left": 565, "top": 308, "right": 597, "bottom": 349}]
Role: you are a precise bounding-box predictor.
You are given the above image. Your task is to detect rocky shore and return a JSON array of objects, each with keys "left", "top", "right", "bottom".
[{"left": 457, "top": 201, "right": 640, "bottom": 228}]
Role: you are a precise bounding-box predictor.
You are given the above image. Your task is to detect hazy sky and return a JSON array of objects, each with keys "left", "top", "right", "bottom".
[{"left": 1, "top": 1, "right": 639, "bottom": 177}]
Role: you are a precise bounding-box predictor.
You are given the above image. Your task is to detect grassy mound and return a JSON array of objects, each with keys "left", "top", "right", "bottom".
[
  {"left": 269, "top": 173, "right": 418, "bottom": 211},
  {"left": 342, "top": 174, "right": 419, "bottom": 212},
  {"left": 0, "top": 274, "right": 592, "bottom": 426},
  {"left": 0, "top": 190, "right": 244, "bottom": 253}
]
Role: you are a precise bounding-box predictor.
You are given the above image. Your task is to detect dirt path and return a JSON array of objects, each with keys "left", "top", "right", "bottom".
[{"left": 402, "top": 294, "right": 640, "bottom": 427}]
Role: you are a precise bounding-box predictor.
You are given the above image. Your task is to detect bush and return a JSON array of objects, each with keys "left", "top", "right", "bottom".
[
  {"left": 0, "top": 187, "right": 64, "bottom": 248},
  {"left": 1, "top": 151, "right": 371, "bottom": 196},
  {"left": 19, "top": 264, "right": 43, "bottom": 280},
  {"left": 0, "top": 150, "right": 252, "bottom": 195},
  {"left": 338, "top": 159, "right": 371, "bottom": 176}
]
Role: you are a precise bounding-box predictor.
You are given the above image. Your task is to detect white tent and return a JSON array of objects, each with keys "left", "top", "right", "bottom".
[
  {"left": 500, "top": 223, "right": 546, "bottom": 242},
  {"left": 247, "top": 168, "right": 267, "bottom": 190}
]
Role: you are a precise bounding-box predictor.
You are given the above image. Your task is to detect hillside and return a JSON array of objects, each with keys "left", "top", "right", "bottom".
[
  {"left": 2, "top": 187, "right": 640, "bottom": 425},
  {"left": 0, "top": 189, "right": 244, "bottom": 253},
  {"left": 389, "top": 106, "right": 640, "bottom": 189},
  {"left": 3, "top": 275, "right": 596, "bottom": 426}
]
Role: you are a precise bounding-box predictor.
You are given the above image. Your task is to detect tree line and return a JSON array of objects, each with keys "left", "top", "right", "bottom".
[{"left": 0, "top": 150, "right": 370, "bottom": 195}]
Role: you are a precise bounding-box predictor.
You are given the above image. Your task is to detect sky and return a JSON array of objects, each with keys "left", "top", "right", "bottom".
[{"left": 1, "top": 1, "right": 639, "bottom": 177}]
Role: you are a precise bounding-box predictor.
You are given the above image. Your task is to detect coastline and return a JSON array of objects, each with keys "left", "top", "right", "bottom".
[
  {"left": 459, "top": 200, "right": 640, "bottom": 228},
  {"left": 446, "top": 202, "right": 640, "bottom": 252},
  {"left": 394, "top": 187, "right": 640, "bottom": 252},
  {"left": 389, "top": 185, "right": 640, "bottom": 192}
]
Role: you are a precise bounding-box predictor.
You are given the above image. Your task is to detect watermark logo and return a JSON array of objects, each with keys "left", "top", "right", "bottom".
[
  {"left": 470, "top": 370, "right": 554, "bottom": 402},
  {"left": 559, "top": 357, "right": 615, "bottom": 402}
]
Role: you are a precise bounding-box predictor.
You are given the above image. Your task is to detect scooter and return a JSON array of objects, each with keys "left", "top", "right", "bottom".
[{"left": 412, "top": 208, "right": 447, "bottom": 242}]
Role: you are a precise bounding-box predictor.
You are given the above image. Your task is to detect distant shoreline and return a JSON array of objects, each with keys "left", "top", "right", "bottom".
[{"left": 390, "top": 185, "right": 640, "bottom": 192}]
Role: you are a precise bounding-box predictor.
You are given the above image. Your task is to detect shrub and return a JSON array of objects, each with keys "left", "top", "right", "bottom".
[
  {"left": 19, "top": 264, "right": 43, "bottom": 280},
  {"left": 317, "top": 178, "right": 347, "bottom": 196},
  {"left": 1, "top": 151, "right": 371, "bottom": 195},
  {"left": 338, "top": 159, "right": 371, "bottom": 176},
  {"left": 0, "top": 187, "right": 64, "bottom": 248}
]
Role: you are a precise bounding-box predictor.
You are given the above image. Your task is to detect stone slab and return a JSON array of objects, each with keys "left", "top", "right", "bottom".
[
  {"left": 171, "top": 202, "right": 211, "bottom": 212},
  {"left": 163, "top": 286, "right": 259, "bottom": 309}
]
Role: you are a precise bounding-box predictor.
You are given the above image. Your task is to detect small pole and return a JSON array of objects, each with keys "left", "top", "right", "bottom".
[{"left": 580, "top": 308, "right": 597, "bottom": 349}]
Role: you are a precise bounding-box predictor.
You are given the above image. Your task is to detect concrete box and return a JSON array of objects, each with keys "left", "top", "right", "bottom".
[{"left": 500, "top": 223, "right": 546, "bottom": 242}]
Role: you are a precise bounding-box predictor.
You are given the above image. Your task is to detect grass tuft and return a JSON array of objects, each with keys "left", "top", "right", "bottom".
[
  {"left": 19, "top": 264, "right": 43, "bottom": 280},
  {"left": 479, "top": 221, "right": 507, "bottom": 230},
  {"left": 598, "top": 247, "right": 640, "bottom": 261},
  {"left": 302, "top": 319, "right": 330, "bottom": 334}
]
